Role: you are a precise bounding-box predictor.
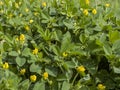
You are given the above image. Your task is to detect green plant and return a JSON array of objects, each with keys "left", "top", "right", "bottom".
[{"left": 0, "top": 0, "right": 120, "bottom": 90}]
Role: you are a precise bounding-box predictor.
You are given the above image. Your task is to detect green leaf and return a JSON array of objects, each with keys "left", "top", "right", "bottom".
[
  {"left": 22, "top": 48, "right": 31, "bottom": 57},
  {"left": 57, "top": 74, "right": 67, "bottom": 81},
  {"left": 9, "top": 51, "right": 18, "bottom": 56},
  {"left": 41, "top": 11, "right": 50, "bottom": 20},
  {"left": 112, "top": 40, "right": 120, "bottom": 54},
  {"left": 18, "top": 79, "right": 30, "bottom": 90},
  {"left": 61, "top": 32, "right": 71, "bottom": 52},
  {"left": 16, "top": 56, "right": 26, "bottom": 66},
  {"left": 80, "top": 86, "right": 89, "bottom": 90},
  {"left": 113, "top": 66, "right": 120, "bottom": 74},
  {"left": 103, "top": 44, "right": 112, "bottom": 55},
  {"left": 52, "top": 45, "right": 60, "bottom": 56},
  {"left": 63, "top": 21, "right": 74, "bottom": 29},
  {"left": 61, "top": 81, "right": 70, "bottom": 90},
  {"left": 30, "top": 63, "right": 42, "bottom": 74},
  {"left": 79, "top": 34, "right": 87, "bottom": 43},
  {"left": 33, "top": 82, "right": 45, "bottom": 90},
  {"left": 109, "top": 31, "right": 120, "bottom": 43},
  {"left": 45, "top": 67, "right": 57, "bottom": 77},
  {"left": 64, "top": 61, "right": 76, "bottom": 68},
  {"left": 63, "top": 63, "right": 69, "bottom": 71}
]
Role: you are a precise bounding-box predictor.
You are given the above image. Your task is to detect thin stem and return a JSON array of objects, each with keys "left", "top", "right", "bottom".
[{"left": 72, "top": 72, "right": 79, "bottom": 85}]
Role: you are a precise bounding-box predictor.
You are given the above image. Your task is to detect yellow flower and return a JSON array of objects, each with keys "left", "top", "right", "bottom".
[
  {"left": 77, "top": 65, "right": 85, "bottom": 72},
  {"left": 105, "top": 3, "right": 110, "bottom": 7},
  {"left": 0, "top": 1, "right": 3, "bottom": 5},
  {"left": 19, "top": 2, "right": 22, "bottom": 5},
  {"left": 20, "top": 34, "right": 25, "bottom": 41},
  {"left": 34, "top": 12, "right": 38, "bottom": 16},
  {"left": 83, "top": 9, "right": 88, "bottom": 16},
  {"left": 9, "top": 13, "right": 13, "bottom": 18},
  {"left": 92, "top": 9, "right": 97, "bottom": 15},
  {"left": 85, "top": 0, "right": 90, "bottom": 5},
  {"left": 63, "top": 52, "right": 68, "bottom": 57},
  {"left": 20, "top": 69, "right": 26, "bottom": 75},
  {"left": 32, "top": 48, "right": 38, "bottom": 55},
  {"left": 30, "top": 75, "right": 37, "bottom": 82},
  {"left": 0, "top": 10, "right": 4, "bottom": 13},
  {"left": 42, "top": 2, "right": 47, "bottom": 7},
  {"left": 97, "top": 84, "right": 106, "bottom": 90},
  {"left": 16, "top": 37, "right": 19, "bottom": 41},
  {"left": 3, "top": 62, "right": 9, "bottom": 69},
  {"left": 43, "top": 72, "right": 48, "bottom": 80},
  {"left": 25, "top": 25, "right": 30, "bottom": 31},
  {"left": 25, "top": 8, "right": 29, "bottom": 12},
  {"left": 19, "top": 14, "right": 22, "bottom": 17},
  {"left": 15, "top": 3, "right": 19, "bottom": 8},
  {"left": 29, "top": 19, "right": 34, "bottom": 23}
]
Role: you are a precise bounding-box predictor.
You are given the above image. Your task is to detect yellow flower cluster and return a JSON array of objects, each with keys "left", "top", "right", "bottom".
[
  {"left": 19, "top": 14, "right": 22, "bottom": 17},
  {"left": 20, "top": 34, "right": 25, "bottom": 41},
  {"left": 3, "top": 62, "right": 9, "bottom": 69},
  {"left": 29, "top": 19, "right": 34, "bottom": 23},
  {"left": 9, "top": 13, "right": 13, "bottom": 18},
  {"left": 105, "top": 3, "right": 110, "bottom": 7},
  {"left": 30, "top": 75, "right": 37, "bottom": 82},
  {"left": 25, "top": 8, "right": 29, "bottom": 12},
  {"left": 34, "top": 12, "right": 38, "bottom": 16},
  {"left": 63, "top": 52, "right": 68, "bottom": 57},
  {"left": 19, "top": 2, "right": 22, "bottom": 5},
  {"left": 92, "top": 9, "right": 97, "bottom": 15},
  {"left": 43, "top": 72, "right": 48, "bottom": 80},
  {"left": 32, "top": 48, "right": 38, "bottom": 55},
  {"left": 83, "top": 9, "right": 88, "bottom": 16},
  {"left": 0, "top": 10, "right": 4, "bottom": 13},
  {"left": 20, "top": 69, "right": 26, "bottom": 75},
  {"left": 77, "top": 65, "right": 85, "bottom": 73},
  {"left": 85, "top": 0, "right": 90, "bottom": 5},
  {"left": 25, "top": 25, "right": 30, "bottom": 31},
  {"left": 0, "top": 1, "right": 3, "bottom": 5},
  {"left": 15, "top": 3, "right": 19, "bottom": 8},
  {"left": 97, "top": 84, "right": 106, "bottom": 90},
  {"left": 42, "top": 2, "right": 47, "bottom": 7},
  {"left": 83, "top": 9, "right": 97, "bottom": 16},
  {"left": 16, "top": 34, "right": 25, "bottom": 43}
]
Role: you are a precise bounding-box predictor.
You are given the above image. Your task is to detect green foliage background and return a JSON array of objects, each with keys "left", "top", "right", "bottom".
[{"left": 0, "top": 0, "right": 120, "bottom": 90}]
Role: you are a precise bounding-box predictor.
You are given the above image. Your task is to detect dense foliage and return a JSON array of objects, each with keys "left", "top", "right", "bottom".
[{"left": 0, "top": 0, "right": 120, "bottom": 90}]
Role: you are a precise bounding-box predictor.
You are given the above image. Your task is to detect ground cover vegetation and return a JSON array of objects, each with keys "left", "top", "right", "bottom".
[{"left": 0, "top": 0, "right": 120, "bottom": 90}]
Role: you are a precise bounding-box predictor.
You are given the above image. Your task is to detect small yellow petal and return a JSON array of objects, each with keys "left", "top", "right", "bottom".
[
  {"left": 105, "top": 3, "right": 110, "bottom": 7},
  {"left": 63, "top": 52, "right": 68, "bottom": 57},
  {"left": 77, "top": 65, "right": 85, "bottom": 72},
  {"left": 0, "top": 1, "right": 3, "bottom": 5},
  {"left": 34, "top": 12, "right": 38, "bottom": 16},
  {"left": 25, "top": 8, "right": 29, "bottom": 12},
  {"left": 16, "top": 37, "right": 19, "bottom": 41},
  {"left": 32, "top": 48, "right": 38, "bottom": 55},
  {"left": 43, "top": 72, "right": 48, "bottom": 80},
  {"left": 3, "top": 62, "right": 9, "bottom": 69},
  {"left": 19, "top": 14, "right": 22, "bottom": 17},
  {"left": 30, "top": 75, "right": 37, "bottom": 82},
  {"left": 97, "top": 84, "right": 106, "bottom": 90},
  {"left": 25, "top": 25, "right": 30, "bottom": 31},
  {"left": 42, "top": 2, "right": 47, "bottom": 7},
  {"left": 20, "top": 69, "right": 26, "bottom": 75},
  {"left": 92, "top": 9, "right": 97, "bottom": 15},
  {"left": 15, "top": 3, "right": 19, "bottom": 8},
  {"left": 29, "top": 19, "right": 34, "bottom": 23},
  {"left": 85, "top": 0, "right": 90, "bottom": 5},
  {"left": 20, "top": 34, "right": 25, "bottom": 41},
  {"left": 83, "top": 9, "right": 88, "bottom": 16}
]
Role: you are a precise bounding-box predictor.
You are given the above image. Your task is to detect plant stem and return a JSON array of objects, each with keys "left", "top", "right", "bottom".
[{"left": 71, "top": 72, "right": 79, "bottom": 85}]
